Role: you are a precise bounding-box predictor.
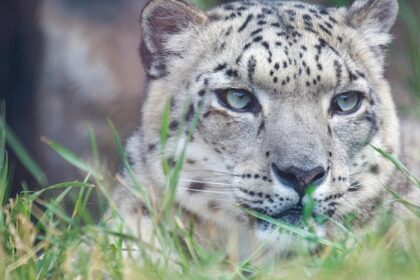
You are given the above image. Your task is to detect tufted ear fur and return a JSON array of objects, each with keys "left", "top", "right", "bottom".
[
  {"left": 140, "top": 0, "right": 207, "bottom": 78},
  {"left": 347, "top": 0, "right": 398, "bottom": 42},
  {"left": 346, "top": 0, "right": 398, "bottom": 66}
]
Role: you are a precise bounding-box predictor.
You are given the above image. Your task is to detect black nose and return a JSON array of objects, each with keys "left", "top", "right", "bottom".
[{"left": 271, "top": 163, "right": 327, "bottom": 198}]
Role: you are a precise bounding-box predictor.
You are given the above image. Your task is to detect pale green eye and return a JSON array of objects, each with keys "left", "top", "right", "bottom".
[
  {"left": 215, "top": 88, "right": 261, "bottom": 113},
  {"left": 332, "top": 91, "right": 363, "bottom": 114},
  {"left": 226, "top": 90, "right": 252, "bottom": 110}
]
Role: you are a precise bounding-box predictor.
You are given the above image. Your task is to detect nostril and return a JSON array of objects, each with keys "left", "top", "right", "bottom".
[
  {"left": 271, "top": 163, "right": 327, "bottom": 197},
  {"left": 271, "top": 163, "right": 299, "bottom": 188},
  {"left": 312, "top": 170, "right": 326, "bottom": 185}
]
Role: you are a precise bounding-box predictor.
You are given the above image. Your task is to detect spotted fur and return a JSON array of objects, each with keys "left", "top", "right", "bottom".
[{"left": 111, "top": 0, "right": 419, "bottom": 260}]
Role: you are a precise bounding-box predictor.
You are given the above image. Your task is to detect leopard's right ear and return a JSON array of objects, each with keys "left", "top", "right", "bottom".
[{"left": 140, "top": 0, "right": 207, "bottom": 78}]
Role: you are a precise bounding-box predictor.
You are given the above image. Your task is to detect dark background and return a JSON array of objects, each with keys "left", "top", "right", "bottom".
[{"left": 1, "top": 0, "right": 42, "bottom": 194}]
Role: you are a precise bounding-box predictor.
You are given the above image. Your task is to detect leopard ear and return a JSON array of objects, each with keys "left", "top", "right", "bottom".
[
  {"left": 346, "top": 0, "right": 398, "bottom": 66},
  {"left": 140, "top": 0, "right": 207, "bottom": 78},
  {"left": 347, "top": 0, "right": 398, "bottom": 36}
]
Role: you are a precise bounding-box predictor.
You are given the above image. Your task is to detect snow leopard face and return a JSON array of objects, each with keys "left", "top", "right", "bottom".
[{"left": 132, "top": 0, "right": 399, "bottom": 252}]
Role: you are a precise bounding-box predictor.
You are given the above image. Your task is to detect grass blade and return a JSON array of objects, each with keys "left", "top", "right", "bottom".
[
  {"left": 0, "top": 120, "right": 48, "bottom": 186},
  {"left": 87, "top": 126, "right": 100, "bottom": 167},
  {"left": 242, "top": 207, "right": 344, "bottom": 251},
  {"left": 372, "top": 145, "right": 420, "bottom": 188},
  {"left": 0, "top": 104, "right": 9, "bottom": 206},
  {"left": 26, "top": 181, "right": 94, "bottom": 201},
  {"left": 385, "top": 186, "right": 420, "bottom": 217},
  {"left": 41, "top": 137, "right": 103, "bottom": 180}
]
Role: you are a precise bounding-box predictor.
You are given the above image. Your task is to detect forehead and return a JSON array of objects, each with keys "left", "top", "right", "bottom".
[{"left": 201, "top": 1, "right": 366, "bottom": 96}]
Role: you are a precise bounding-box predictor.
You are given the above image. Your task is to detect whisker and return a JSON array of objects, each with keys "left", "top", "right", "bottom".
[
  {"left": 213, "top": 198, "right": 238, "bottom": 203},
  {"left": 350, "top": 165, "right": 369, "bottom": 174},
  {"left": 350, "top": 169, "right": 367, "bottom": 176},
  {"left": 178, "top": 187, "right": 233, "bottom": 195},
  {"left": 348, "top": 181, "right": 378, "bottom": 189},
  {"left": 184, "top": 170, "right": 240, "bottom": 176},
  {"left": 197, "top": 186, "right": 236, "bottom": 189},
  {"left": 348, "top": 182, "right": 364, "bottom": 189},
  {"left": 206, "top": 203, "right": 238, "bottom": 209},
  {"left": 199, "top": 174, "right": 238, "bottom": 180},
  {"left": 180, "top": 179, "right": 233, "bottom": 186},
  {"left": 340, "top": 197, "right": 357, "bottom": 206},
  {"left": 349, "top": 166, "right": 371, "bottom": 181},
  {"left": 182, "top": 184, "right": 236, "bottom": 190},
  {"left": 349, "top": 173, "right": 365, "bottom": 183}
]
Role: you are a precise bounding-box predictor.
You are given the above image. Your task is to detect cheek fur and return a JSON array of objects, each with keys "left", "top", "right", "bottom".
[
  {"left": 198, "top": 108, "right": 260, "bottom": 148},
  {"left": 333, "top": 110, "right": 379, "bottom": 156}
]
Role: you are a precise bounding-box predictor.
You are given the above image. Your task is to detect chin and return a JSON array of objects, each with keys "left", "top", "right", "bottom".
[{"left": 253, "top": 219, "right": 327, "bottom": 256}]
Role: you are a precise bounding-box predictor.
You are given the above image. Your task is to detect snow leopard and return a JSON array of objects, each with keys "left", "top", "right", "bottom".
[{"left": 111, "top": 0, "right": 420, "bottom": 260}]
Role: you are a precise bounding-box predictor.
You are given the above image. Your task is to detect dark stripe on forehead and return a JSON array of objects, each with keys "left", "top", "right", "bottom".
[
  {"left": 213, "top": 63, "right": 227, "bottom": 72},
  {"left": 250, "top": 28, "right": 263, "bottom": 36},
  {"left": 334, "top": 60, "right": 342, "bottom": 86},
  {"left": 224, "top": 26, "right": 233, "bottom": 36},
  {"left": 318, "top": 23, "right": 332, "bottom": 36},
  {"left": 344, "top": 64, "right": 358, "bottom": 82},
  {"left": 238, "top": 14, "right": 254, "bottom": 32},
  {"left": 247, "top": 55, "right": 257, "bottom": 83}
]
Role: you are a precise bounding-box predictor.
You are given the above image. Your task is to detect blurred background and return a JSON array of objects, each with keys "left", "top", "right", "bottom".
[{"left": 1, "top": 0, "right": 419, "bottom": 196}]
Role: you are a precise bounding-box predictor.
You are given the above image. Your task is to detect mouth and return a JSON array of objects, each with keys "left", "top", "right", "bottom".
[{"left": 255, "top": 205, "right": 304, "bottom": 227}]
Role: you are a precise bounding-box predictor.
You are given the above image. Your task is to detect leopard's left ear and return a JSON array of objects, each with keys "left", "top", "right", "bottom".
[
  {"left": 346, "top": 0, "right": 398, "bottom": 65},
  {"left": 140, "top": 0, "right": 207, "bottom": 78},
  {"left": 347, "top": 0, "right": 398, "bottom": 36}
]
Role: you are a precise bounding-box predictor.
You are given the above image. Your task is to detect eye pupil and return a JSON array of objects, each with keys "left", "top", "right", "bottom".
[
  {"left": 225, "top": 89, "right": 252, "bottom": 110},
  {"left": 215, "top": 88, "right": 261, "bottom": 113},
  {"left": 333, "top": 91, "right": 363, "bottom": 114}
]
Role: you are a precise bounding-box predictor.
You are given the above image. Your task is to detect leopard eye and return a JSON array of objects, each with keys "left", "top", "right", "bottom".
[
  {"left": 215, "top": 88, "right": 261, "bottom": 113},
  {"left": 331, "top": 91, "right": 364, "bottom": 115}
]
